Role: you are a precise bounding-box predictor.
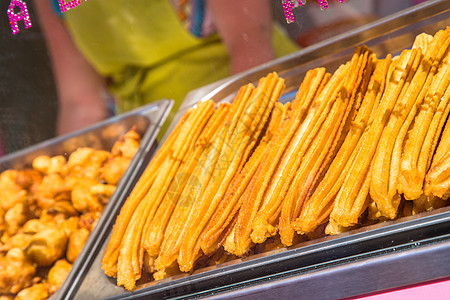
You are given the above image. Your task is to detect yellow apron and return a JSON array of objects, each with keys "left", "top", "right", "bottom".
[{"left": 64, "top": 0, "right": 298, "bottom": 119}]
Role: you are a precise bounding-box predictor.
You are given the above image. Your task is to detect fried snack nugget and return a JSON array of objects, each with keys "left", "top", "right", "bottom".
[{"left": 0, "top": 128, "right": 141, "bottom": 298}]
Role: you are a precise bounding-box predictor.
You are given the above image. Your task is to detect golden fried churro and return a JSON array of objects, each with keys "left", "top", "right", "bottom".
[
  {"left": 199, "top": 102, "right": 287, "bottom": 256},
  {"left": 398, "top": 29, "right": 450, "bottom": 199},
  {"left": 425, "top": 88, "right": 450, "bottom": 200},
  {"left": 102, "top": 109, "right": 192, "bottom": 277},
  {"left": 178, "top": 74, "right": 283, "bottom": 272},
  {"left": 116, "top": 101, "right": 215, "bottom": 290},
  {"left": 371, "top": 29, "right": 450, "bottom": 220},
  {"left": 252, "top": 58, "right": 357, "bottom": 246},
  {"left": 278, "top": 47, "right": 374, "bottom": 246},
  {"left": 229, "top": 68, "right": 329, "bottom": 257},
  {"left": 327, "top": 51, "right": 420, "bottom": 230},
  {"left": 412, "top": 33, "right": 433, "bottom": 53},
  {"left": 369, "top": 47, "right": 426, "bottom": 219},
  {"left": 155, "top": 84, "right": 255, "bottom": 271},
  {"left": 143, "top": 103, "right": 230, "bottom": 258},
  {"left": 295, "top": 55, "right": 389, "bottom": 235},
  {"left": 425, "top": 151, "right": 450, "bottom": 200}
]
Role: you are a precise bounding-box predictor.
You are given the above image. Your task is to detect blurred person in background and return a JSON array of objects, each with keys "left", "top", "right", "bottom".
[{"left": 33, "top": 0, "right": 298, "bottom": 136}]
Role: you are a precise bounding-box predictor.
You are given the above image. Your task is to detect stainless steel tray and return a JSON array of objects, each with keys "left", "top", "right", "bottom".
[
  {"left": 67, "top": 1, "right": 450, "bottom": 299},
  {"left": 0, "top": 99, "right": 173, "bottom": 299}
]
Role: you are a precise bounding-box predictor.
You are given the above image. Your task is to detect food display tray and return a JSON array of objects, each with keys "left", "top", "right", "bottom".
[
  {"left": 0, "top": 99, "right": 173, "bottom": 299},
  {"left": 63, "top": 1, "right": 450, "bottom": 299}
]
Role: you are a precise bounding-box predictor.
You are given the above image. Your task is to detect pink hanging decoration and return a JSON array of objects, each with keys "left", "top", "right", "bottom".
[
  {"left": 58, "top": 0, "right": 88, "bottom": 14},
  {"left": 318, "top": 0, "right": 329, "bottom": 10},
  {"left": 282, "top": 0, "right": 347, "bottom": 24},
  {"left": 7, "top": 0, "right": 32, "bottom": 35},
  {"left": 282, "top": 0, "right": 305, "bottom": 24},
  {"left": 282, "top": 0, "right": 295, "bottom": 24}
]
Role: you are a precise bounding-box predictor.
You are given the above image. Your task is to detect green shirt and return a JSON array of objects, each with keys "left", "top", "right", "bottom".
[{"left": 64, "top": 0, "right": 298, "bottom": 116}]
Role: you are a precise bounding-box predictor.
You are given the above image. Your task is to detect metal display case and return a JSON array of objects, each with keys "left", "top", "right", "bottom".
[{"left": 60, "top": 1, "right": 450, "bottom": 299}]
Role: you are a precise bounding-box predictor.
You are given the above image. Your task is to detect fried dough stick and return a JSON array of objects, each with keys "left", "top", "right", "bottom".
[
  {"left": 325, "top": 50, "right": 420, "bottom": 233},
  {"left": 412, "top": 33, "right": 433, "bottom": 53},
  {"left": 199, "top": 102, "right": 287, "bottom": 256},
  {"left": 155, "top": 84, "right": 255, "bottom": 271},
  {"left": 369, "top": 49, "right": 425, "bottom": 219},
  {"left": 425, "top": 86, "right": 450, "bottom": 200},
  {"left": 102, "top": 109, "right": 192, "bottom": 277},
  {"left": 178, "top": 74, "right": 284, "bottom": 272},
  {"left": 251, "top": 53, "right": 364, "bottom": 246},
  {"left": 329, "top": 51, "right": 415, "bottom": 230},
  {"left": 371, "top": 30, "right": 450, "bottom": 219},
  {"left": 115, "top": 101, "right": 215, "bottom": 290},
  {"left": 398, "top": 30, "right": 450, "bottom": 199},
  {"left": 225, "top": 69, "right": 330, "bottom": 257},
  {"left": 143, "top": 103, "right": 230, "bottom": 258},
  {"left": 425, "top": 152, "right": 450, "bottom": 200},
  {"left": 277, "top": 48, "right": 374, "bottom": 246},
  {"left": 294, "top": 56, "right": 390, "bottom": 236}
]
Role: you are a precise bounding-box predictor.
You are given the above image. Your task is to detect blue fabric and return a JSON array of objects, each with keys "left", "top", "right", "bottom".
[
  {"left": 190, "top": 0, "right": 205, "bottom": 37},
  {"left": 51, "top": 0, "right": 64, "bottom": 17}
]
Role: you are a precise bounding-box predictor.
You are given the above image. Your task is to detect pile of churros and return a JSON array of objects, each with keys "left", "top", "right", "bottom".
[{"left": 102, "top": 27, "right": 450, "bottom": 291}]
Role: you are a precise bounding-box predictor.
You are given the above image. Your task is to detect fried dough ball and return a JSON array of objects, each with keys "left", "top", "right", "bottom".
[
  {"left": 78, "top": 212, "right": 101, "bottom": 232},
  {"left": 26, "top": 228, "right": 67, "bottom": 267},
  {"left": 60, "top": 217, "right": 79, "bottom": 237},
  {"left": 0, "top": 129, "right": 139, "bottom": 296},
  {"left": 48, "top": 259, "right": 72, "bottom": 294},
  {"left": 111, "top": 128, "right": 140, "bottom": 159},
  {"left": 66, "top": 228, "right": 90, "bottom": 263},
  {"left": 90, "top": 184, "right": 116, "bottom": 205},
  {"left": 46, "top": 201, "right": 78, "bottom": 219},
  {"left": 67, "top": 148, "right": 110, "bottom": 180},
  {"left": 0, "top": 248, "right": 36, "bottom": 294},
  {"left": 0, "top": 233, "right": 33, "bottom": 252},
  {"left": 71, "top": 178, "right": 103, "bottom": 213},
  {"left": 102, "top": 156, "right": 132, "bottom": 185},
  {"left": 39, "top": 210, "right": 66, "bottom": 227},
  {"left": 21, "top": 219, "right": 50, "bottom": 234},
  {"left": 4, "top": 203, "right": 33, "bottom": 236},
  {"left": 32, "top": 155, "right": 66, "bottom": 175},
  {"left": 0, "top": 171, "right": 27, "bottom": 211},
  {"left": 35, "top": 173, "right": 68, "bottom": 200},
  {"left": 14, "top": 283, "right": 49, "bottom": 300},
  {"left": 14, "top": 170, "right": 42, "bottom": 194}
]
